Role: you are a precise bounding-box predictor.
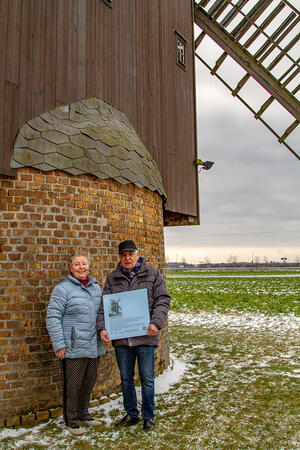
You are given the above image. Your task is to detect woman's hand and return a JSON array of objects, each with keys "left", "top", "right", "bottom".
[
  {"left": 55, "top": 348, "right": 66, "bottom": 359},
  {"left": 100, "top": 330, "right": 111, "bottom": 343}
]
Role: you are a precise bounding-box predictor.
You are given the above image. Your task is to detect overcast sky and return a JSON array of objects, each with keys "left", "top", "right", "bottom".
[{"left": 164, "top": 23, "right": 300, "bottom": 264}]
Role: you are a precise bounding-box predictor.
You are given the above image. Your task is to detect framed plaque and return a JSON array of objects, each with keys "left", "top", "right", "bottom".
[{"left": 103, "top": 288, "right": 150, "bottom": 340}]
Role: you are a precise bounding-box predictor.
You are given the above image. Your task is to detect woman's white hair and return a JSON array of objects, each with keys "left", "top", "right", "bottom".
[{"left": 68, "top": 249, "right": 90, "bottom": 266}]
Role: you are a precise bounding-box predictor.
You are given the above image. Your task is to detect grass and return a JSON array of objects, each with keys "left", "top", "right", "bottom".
[
  {"left": 162, "top": 319, "right": 299, "bottom": 449},
  {"left": 167, "top": 275, "right": 300, "bottom": 315},
  {"left": 0, "top": 273, "right": 299, "bottom": 449}
]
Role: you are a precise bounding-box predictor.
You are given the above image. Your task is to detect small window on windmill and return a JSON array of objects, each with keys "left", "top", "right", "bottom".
[{"left": 175, "top": 31, "right": 187, "bottom": 70}]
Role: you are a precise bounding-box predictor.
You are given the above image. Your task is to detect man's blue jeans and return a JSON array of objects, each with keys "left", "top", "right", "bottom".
[{"left": 115, "top": 345, "right": 155, "bottom": 419}]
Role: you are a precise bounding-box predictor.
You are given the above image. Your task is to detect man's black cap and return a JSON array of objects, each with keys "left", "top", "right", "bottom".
[{"left": 118, "top": 240, "right": 138, "bottom": 254}]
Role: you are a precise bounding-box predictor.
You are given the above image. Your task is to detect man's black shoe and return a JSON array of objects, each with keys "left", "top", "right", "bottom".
[
  {"left": 116, "top": 414, "right": 140, "bottom": 427},
  {"left": 143, "top": 418, "right": 155, "bottom": 431}
]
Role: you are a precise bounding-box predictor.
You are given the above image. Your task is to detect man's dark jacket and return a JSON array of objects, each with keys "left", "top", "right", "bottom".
[{"left": 96, "top": 257, "right": 171, "bottom": 347}]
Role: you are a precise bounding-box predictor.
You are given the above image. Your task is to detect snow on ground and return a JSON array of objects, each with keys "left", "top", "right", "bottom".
[
  {"left": 0, "top": 356, "right": 187, "bottom": 444},
  {"left": 154, "top": 356, "right": 187, "bottom": 394},
  {"left": 90, "top": 356, "right": 186, "bottom": 426},
  {"left": 0, "top": 422, "right": 47, "bottom": 441},
  {"left": 168, "top": 310, "right": 300, "bottom": 332},
  {"left": 0, "top": 310, "right": 298, "bottom": 448}
]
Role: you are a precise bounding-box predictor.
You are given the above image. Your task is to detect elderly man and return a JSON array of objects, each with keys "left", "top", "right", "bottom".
[{"left": 96, "top": 240, "right": 171, "bottom": 431}]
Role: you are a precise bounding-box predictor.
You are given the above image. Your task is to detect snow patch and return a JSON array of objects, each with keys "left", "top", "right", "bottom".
[
  {"left": 169, "top": 310, "right": 300, "bottom": 332},
  {"left": 155, "top": 356, "right": 187, "bottom": 394}
]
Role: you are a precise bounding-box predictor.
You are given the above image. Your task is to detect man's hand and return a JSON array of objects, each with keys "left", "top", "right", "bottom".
[
  {"left": 100, "top": 329, "right": 111, "bottom": 343},
  {"left": 147, "top": 323, "right": 158, "bottom": 337},
  {"left": 55, "top": 348, "right": 66, "bottom": 360}
]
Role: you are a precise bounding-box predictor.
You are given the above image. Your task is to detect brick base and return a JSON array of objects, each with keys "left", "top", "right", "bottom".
[{"left": 0, "top": 168, "right": 169, "bottom": 423}]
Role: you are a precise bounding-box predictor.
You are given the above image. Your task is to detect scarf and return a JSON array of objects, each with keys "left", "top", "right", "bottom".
[
  {"left": 120, "top": 258, "right": 142, "bottom": 280},
  {"left": 74, "top": 276, "right": 89, "bottom": 286}
]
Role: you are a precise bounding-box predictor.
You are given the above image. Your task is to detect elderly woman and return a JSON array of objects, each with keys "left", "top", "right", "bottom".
[{"left": 46, "top": 250, "right": 104, "bottom": 435}]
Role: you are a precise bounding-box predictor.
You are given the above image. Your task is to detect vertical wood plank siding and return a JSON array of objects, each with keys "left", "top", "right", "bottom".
[
  {"left": 31, "top": 0, "right": 46, "bottom": 117},
  {"left": 4, "top": 0, "right": 22, "bottom": 173},
  {"left": 0, "top": 0, "right": 9, "bottom": 172},
  {"left": 56, "top": 0, "right": 68, "bottom": 104},
  {"left": 19, "top": 0, "right": 34, "bottom": 129},
  {"left": 0, "top": 0, "right": 198, "bottom": 217},
  {"left": 44, "top": 0, "right": 58, "bottom": 112}
]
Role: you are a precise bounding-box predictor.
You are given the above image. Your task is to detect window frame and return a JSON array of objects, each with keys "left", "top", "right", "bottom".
[
  {"left": 175, "top": 30, "right": 188, "bottom": 70},
  {"left": 101, "top": 0, "right": 113, "bottom": 8}
]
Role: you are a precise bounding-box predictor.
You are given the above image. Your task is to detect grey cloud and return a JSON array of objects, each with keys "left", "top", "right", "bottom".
[{"left": 165, "top": 64, "right": 300, "bottom": 261}]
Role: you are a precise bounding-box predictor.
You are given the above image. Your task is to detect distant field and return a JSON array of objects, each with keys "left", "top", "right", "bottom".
[
  {"left": 167, "top": 273, "right": 300, "bottom": 315},
  {"left": 166, "top": 269, "right": 300, "bottom": 276}
]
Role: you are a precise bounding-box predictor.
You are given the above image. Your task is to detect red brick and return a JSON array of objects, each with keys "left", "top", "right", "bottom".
[
  {"left": 6, "top": 354, "right": 20, "bottom": 362},
  {"left": 8, "top": 254, "right": 21, "bottom": 261},
  {"left": 5, "top": 415, "right": 20, "bottom": 427},
  {"left": 5, "top": 372, "right": 19, "bottom": 381},
  {"left": 20, "top": 174, "right": 32, "bottom": 181},
  {"left": 0, "top": 313, "right": 10, "bottom": 320},
  {"left": 36, "top": 410, "right": 49, "bottom": 422},
  {"left": 33, "top": 175, "right": 45, "bottom": 183},
  {"left": 50, "top": 407, "right": 63, "bottom": 418},
  {"left": 21, "top": 413, "right": 36, "bottom": 426}
]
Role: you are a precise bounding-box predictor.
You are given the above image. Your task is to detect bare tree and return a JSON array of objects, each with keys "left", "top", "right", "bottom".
[
  {"left": 227, "top": 255, "right": 238, "bottom": 264},
  {"left": 254, "top": 255, "right": 260, "bottom": 264},
  {"left": 204, "top": 256, "right": 211, "bottom": 265}
]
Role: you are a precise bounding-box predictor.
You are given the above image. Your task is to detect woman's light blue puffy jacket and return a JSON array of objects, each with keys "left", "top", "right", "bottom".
[{"left": 46, "top": 274, "right": 105, "bottom": 358}]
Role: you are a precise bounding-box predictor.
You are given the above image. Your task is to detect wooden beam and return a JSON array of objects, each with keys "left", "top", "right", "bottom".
[{"left": 194, "top": 6, "right": 300, "bottom": 122}]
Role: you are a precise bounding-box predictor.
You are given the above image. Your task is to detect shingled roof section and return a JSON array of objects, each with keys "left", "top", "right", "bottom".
[{"left": 11, "top": 98, "right": 166, "bottom": 200}]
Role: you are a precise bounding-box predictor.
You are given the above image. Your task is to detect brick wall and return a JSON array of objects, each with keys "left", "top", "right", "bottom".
[{"left": 0, "top": 167, "right": 169, "bottom": 426}]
